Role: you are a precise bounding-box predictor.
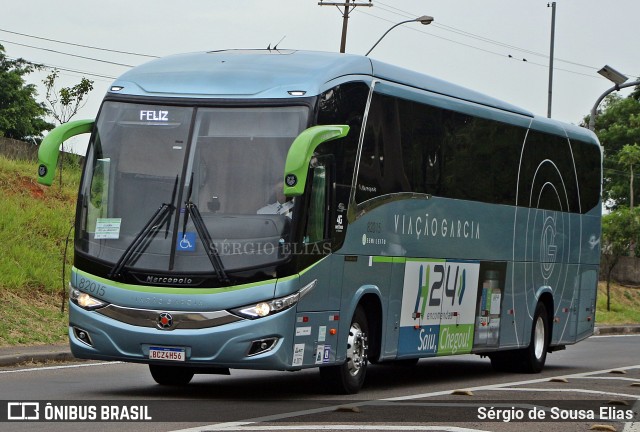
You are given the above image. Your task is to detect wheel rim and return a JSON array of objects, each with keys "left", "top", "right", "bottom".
[
  {"left": 346, "top": 322, "right": 367, "bottom": 376},
  {"left": 533, "top": 316, "right": 545, "bottom": 359}
]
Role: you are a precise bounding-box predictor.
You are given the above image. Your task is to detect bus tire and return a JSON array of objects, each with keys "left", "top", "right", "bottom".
[
  {"left": 149, "top": 364, "right": 194, "bottom": 385},
  {"left": 521, "top": 302, "right": 549, "bottom": 373},
  {"left": 489, "top": 352, "right": 517, "bottom": 372},
  {"left": 320, "top": 306, "right": 368, "bottom": 394},
  {"left": 489, "top": 303, "right": 549, "bottom": 373}
]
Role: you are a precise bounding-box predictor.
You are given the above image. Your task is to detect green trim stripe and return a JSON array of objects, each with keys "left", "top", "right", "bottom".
[
  {"left": 406, "top": 257, "right": 446, "bottom": 263},
  {"left": 371, "top": 256, "right": 407, "bottom": 263},
  {"left": 73, "top": 268, "right": 276, "bottom": 295},
  {"left": 298, "top": 255, "right": 329, "bottom": 275},
  {"left": 72, "top": 256, "right": 328, "bottom": 295}
]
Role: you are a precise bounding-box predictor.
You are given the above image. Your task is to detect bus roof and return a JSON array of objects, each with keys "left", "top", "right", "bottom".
[
  {"left": 111, "top": 49, "right": 598, "bottom": 144},
  {"left": 113, "top": 49, "right": 371, "bottom": 100},
  {"left": 111, "top": 49, "right": 528, "bottom": 114}
]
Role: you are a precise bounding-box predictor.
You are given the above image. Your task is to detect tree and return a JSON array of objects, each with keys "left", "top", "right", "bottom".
[
  {"left": 42, "top": 69, "right": 94, "bottom": 186},
  {"left": 0, "top": 43, "right": 53, "bottom": 140},
  {"left": 586, "top": 90, "right": 640, "bottom": 209},
  {"left": 617, "top": 143, "right": 640, "bottom": 209},
  {"left": 601, "top": 207, "right": 640, "bottom": 311},
  {"left": 42, "top": 69, "right": 93, "bottom": 125}
]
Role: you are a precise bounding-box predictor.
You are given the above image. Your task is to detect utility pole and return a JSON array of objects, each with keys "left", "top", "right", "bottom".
[
  {"left": 318, "top": 0, "right": 373, "bottom": 53},
  {"left": 547, "top": 2, "right": 556, "bottom": 118}
]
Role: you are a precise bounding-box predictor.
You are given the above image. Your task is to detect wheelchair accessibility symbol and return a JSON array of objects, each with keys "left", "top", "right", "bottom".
[{"left": 177, "top": 232, "right": 196, "bottom": 252}]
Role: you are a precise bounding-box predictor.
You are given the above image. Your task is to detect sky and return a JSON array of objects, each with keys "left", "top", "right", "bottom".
[{"left": 2, "top": 0, "right": 639, "bottom": 154}]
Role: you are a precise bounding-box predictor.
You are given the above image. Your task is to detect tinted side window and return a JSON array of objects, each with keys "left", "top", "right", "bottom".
[
  {"left": 571, "top": 140, "right": 601, "bottom": 213},
  {"left": 316, "top": 82, "right": 369, "bottom": 247},
  {"left": 355, "top": 91, "right": 598, "bottom": 214},
  {"left": 356, "top": 95, "right": 409, "bottom": 203},
  {"left": 437, "top": 108, "right": 523, "bottom": 205},
  {"left": 316, "top": 82, "right": 369, "bottom": 200},
  {"left": 356, "top": 92, "right": 525, "bottom": 206},
  {"left": 519, "top": 131, "right": 582, "bottom": 213}
]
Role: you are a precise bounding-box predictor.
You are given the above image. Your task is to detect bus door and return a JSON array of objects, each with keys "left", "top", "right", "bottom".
[{"left": 294, "top": 156, "right": 345, "bottom": 365}]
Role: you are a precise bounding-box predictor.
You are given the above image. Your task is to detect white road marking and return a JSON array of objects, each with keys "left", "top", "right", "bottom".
[
  {"left": 591, "top": 334, "right": 640, "bottom": 338},
  {"left": 622, "top": 400, "right": 640, "bottom": 432},
  {"left": 385, "top": 364, "right": 640, "bottom": 401},
  {"left": 170, "top": 365, "right": 640, "bottom": 432},
  {"left": 571, "top": 376, "right": 640, "bottom": 382},
  {"left": 0, "top": 361, "right": 121, "bottom": 374},
  {"left": 483, "top": 387, "right": 640, "bottom": 399}
]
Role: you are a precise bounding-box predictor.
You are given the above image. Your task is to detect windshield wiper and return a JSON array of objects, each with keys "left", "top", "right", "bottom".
[
  {"left": 108, "top": 176, "right": 179, "bottom": 279},
  {"left": 182, "top": 172, "right": 230, "bottom": 284}
]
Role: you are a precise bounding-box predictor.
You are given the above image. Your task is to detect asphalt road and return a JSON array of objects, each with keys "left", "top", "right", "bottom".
[{"left": 1, "top": 334, "right": 639, "bottom": 432}]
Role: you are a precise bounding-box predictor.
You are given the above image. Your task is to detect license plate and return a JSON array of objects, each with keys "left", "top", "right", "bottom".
[{"left": 149, "top": 346, "right": 185, "bottom": 362}]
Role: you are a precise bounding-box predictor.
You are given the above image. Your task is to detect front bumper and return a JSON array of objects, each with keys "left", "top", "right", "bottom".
[{"left": 69, "top": 301, "right": 297, "bottom": 370}]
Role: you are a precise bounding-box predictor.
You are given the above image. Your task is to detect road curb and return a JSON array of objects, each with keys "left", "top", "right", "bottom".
[
  {"left": 593, "top": 325, "right": 640, "bottom": 335},
  {"left": 0, "top": 350, "right": 77, "bottom": 367}
]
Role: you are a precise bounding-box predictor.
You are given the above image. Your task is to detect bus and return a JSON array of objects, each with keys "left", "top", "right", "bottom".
[{"left": 37, "top": 49, "right": 602, "bottom": 394}]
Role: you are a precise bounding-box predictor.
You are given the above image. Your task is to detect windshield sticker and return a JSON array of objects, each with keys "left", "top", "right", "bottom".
[
  {"left": 95, "top": 218, "right": 122, "bottom": 240},
  {"left": 177, "top": 232, "right": 196, "bottom": 252}
]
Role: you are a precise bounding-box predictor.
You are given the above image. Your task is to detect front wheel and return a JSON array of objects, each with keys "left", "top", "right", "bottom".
[
  {"left": 319, "top": 306, "right": 368, "bottom": 394},
  {"left": 149, "top": 364, "right": 194, "bottom": 385}
]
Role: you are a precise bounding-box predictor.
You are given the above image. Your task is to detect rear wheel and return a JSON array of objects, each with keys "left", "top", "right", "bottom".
[
  {"left": 521, "top": 302, "right": 549, "bottom": 373},
  {"left": 489, "top": 302, "right": 549, "bottom": 373},
  {"left": 149, "top": 364, "right": 194, "bottom": 385},
  {"left": 320, "top": 306, "right": 368, "bottom": 394},
  {"left": 489, "top": 352, "right": 516, "bottom": 372}
]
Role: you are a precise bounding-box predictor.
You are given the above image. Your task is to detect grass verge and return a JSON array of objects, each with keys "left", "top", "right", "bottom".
[
  {"left": 596, "top": 280, "right": 640, "bottom": 324},
  {"left": 0, "top": 154, "right": 78, "bottom": 346}
]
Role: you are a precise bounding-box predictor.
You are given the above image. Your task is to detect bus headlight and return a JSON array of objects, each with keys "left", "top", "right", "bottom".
[
  {"left": 230, "top": 279, "right": 317, "bottom": 319},
  {"left": 69, "top": 286, "right": 107, "bottom": 310}
]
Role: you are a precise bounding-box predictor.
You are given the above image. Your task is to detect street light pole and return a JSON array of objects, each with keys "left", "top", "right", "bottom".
[
  {"left": 589, "top": 80, "right": 640, "bottom": 131},
  {"left": 365, "top": 15, "right": 434, "bottom": 56},
  {"left": 589, "top": 65, "right": 640, "bottom": 131},
  {"left": 547, "top": 2, "right": 556, "bottom": 118}
]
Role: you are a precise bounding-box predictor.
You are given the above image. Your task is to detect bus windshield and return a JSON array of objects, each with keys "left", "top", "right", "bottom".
[{"left": 77, "top": 101, "right": 309, "bottom": 278}]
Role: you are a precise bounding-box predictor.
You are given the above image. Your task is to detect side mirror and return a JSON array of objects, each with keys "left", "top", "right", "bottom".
[
  {"left": 283, "top": 125, "right": 349, "bottom": 197},
  {"left": 37, "top": 119, "right": 95, "bottom": 186}
]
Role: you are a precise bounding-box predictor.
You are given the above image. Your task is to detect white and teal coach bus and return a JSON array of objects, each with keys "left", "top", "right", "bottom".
[{"left": 37, "top": 49, "right": 602, "bottom": 394}]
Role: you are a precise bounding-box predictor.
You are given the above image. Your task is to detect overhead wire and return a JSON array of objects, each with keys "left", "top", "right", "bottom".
[
  {"left": 373, "top": 1, "right": 636, "bottom": 78},
  {"left": 0, "top": 38, "right": 135, "bottom": 68},
  {"left": 6, "top": 55, "right": 117, "bottom": 81},
  {"left": 358, "top": 9, "right": 601, "bottom": 80},
  {"left": 0, "top": 27, "right": 159, "bottom": 58},
  {"left": 1, "top": 5, "right": 635, "bottom": 86}
]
